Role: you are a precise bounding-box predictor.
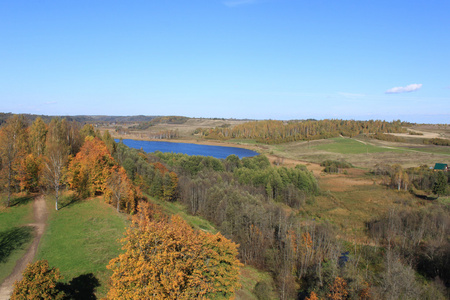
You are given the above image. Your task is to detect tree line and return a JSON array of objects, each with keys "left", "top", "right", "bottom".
[
  {"left": 195, "top": 119, "right": 409, "bottom": 144},
  {"left": 373, "top": 163, "right": 449, "bottom": 196}
]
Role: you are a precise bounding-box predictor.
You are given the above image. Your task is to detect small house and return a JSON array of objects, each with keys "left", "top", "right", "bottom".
[{"left": 433, "top": 163, "right": 448, "bottom": 171}]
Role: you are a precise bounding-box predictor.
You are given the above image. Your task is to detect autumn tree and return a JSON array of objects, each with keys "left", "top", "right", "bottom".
[
  {"left": 17, "top": 153, "right": 42, "bottom": 193},
  {"left": 67, "top": 136, "right": 115, "bottom": 198},
  {"left": 29, "top": 117, "right": 48, "bottom": 157},
  {"left": 0, "top": 114, "right": 28, "bottom": 206},
  {"left": 327, "top": 276, "right": 348, "bottom": 300},
  {"left": 107, "top": 202, "right": 242, "bottom": 300},
  {"left": 306, "top": 291, "right": 320, "bottom": 300},
  {"left": 11, "top": 260, "right": 64, "bottom": 300},
  {"left": 43, "top": 118, "right": 69, "bottom": 211},
  {"left": 107, "top": 166, "right": 131, "bottom": 213}
]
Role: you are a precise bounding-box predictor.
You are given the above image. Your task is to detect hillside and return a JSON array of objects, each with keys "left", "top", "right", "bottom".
[{"left": 0, "top": 114, "right": 449, "bottom": 299}]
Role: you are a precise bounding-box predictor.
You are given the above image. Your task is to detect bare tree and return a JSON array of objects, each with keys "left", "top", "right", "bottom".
[
  {"left": 107, "top": 167, "right": 129, "bottom": 213},
  {"left": 43, "top": 118, "right": 69, "bottom": 211}
]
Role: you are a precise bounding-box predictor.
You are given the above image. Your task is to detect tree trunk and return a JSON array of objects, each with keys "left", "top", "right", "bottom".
[
  {"left": 7, "top": 166, "right": 12, "bottom": 207},
  {"left": 55, "top": 185, "right": 59, "bottom": 211}
]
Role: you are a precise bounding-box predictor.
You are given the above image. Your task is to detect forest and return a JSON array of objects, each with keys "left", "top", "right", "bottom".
[
  {"left": 0, "top": 114, "right": 449, "bottom": 299},
  {"left": 194, "top": 119, "right": 410, "bottom": 144}
]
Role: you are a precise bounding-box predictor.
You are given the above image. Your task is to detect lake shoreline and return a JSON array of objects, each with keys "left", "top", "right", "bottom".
[
  {"left": 111, "top": 134, "right": 266, "bottom": 152},
  {"left": 116, "top": 138, "right": 260, "bottom": 159}
]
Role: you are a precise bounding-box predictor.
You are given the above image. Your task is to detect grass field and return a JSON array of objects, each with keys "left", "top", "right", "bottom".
[
  {"left": 409, "top": 146, "right": 450, "bottom": 155},
  {"left": 149, "top": 195, "right": 219, "bottom": 234},
  {"left": 303, "top": 184, "right": 419, "bottom": 240},
  {"left": 312, "top": 137, "right": 402, "bottom": 154},
  {"left": 36, "top": 194, "right": 129, "bottom": 298},
  {"left": 0, "top": 195, "right": 34, "bottom": 283}
]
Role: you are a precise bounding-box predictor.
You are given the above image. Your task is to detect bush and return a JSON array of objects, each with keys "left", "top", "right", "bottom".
[
  {"left": 321, "top": 160, "right": 352, "bottom": 173},
  {"left": 11, "top": 260, "right": 64, "bottom": 300},
  {"left": 253, "top": 280, "right": 271, "bottom": 300}
]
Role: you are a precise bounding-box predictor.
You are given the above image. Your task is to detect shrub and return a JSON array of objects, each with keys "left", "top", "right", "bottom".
[{"left": 11, "top": 260, "right": 64, "bottom": 300}]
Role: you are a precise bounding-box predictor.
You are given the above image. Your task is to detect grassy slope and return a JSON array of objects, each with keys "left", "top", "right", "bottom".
[
  {"left": 36, "top": 194, "right": 129, "bottom": 298},
  {"left": 0, "top": 195, "right": 34, "bottom": 283}
]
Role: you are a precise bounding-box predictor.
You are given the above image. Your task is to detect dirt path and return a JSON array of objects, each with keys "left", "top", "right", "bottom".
[{"left": 0, "top": 195, "right": 48, "bottom": 300}]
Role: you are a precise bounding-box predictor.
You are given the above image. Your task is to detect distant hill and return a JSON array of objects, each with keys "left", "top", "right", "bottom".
[{"left": 0, "top": 113, "right": 160, "bottom": 125}]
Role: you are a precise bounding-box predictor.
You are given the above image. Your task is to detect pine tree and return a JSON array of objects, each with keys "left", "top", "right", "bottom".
[{"left": 432, "top": 171, "right": 447, "bottom": 197}]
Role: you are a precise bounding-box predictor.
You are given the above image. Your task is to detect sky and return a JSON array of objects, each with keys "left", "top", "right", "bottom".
[{"left": 0, "top": 0, "right": 449, "bottom": 123}]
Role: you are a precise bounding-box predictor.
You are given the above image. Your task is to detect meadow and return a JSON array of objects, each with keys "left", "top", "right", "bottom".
[
  {"left": 35, "top": 194, "right": 129, "bottom": 298},
  {"left": 0, "top": 196, "right": 34, "bottom": 283}
]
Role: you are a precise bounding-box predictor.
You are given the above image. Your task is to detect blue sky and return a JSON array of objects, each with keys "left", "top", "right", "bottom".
[{"left": 1, "top": 0, "right": 449, "bottom": 123}]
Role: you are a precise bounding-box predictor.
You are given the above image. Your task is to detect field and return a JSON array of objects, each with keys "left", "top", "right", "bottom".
[
  {"left": 35, "top": 194, "right": 129, "bottom": 298},
  {"left": 264, "top": 136, "right": 449, "bottom": 169},
  {"left": 0, "top": 196, "right": 34, "bottom": 283}
]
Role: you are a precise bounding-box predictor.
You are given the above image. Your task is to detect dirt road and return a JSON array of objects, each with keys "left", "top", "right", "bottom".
[{"left": 0, "top": 195, "right": 48, "bottom": 300}]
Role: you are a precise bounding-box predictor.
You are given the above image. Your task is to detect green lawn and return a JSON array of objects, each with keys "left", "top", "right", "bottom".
[
  {"left": 36, "top": 194, "right": 129, "bottom": 298},
  {"left": 313, "top": 137, "right": 403, "bottom": 154},
  {"left": 149, "top": 195, "right": 218, "bottom": 233},
  {"left": 0, "top": 195, "right": 34, "bottom": 283}
]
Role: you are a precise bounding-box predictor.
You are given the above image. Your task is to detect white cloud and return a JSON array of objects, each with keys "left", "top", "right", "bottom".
[
  {"left": 385, "top": 83, "right": 422, "bottom": 94},
  {"left": 223, "top": 0, "right": 261, "bottom": 7}
]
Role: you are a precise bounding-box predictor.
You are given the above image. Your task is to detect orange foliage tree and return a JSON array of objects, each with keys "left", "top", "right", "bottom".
[
  {"left": 67, "top": 136, "right": 116, "bottom": 198},
  {"left": 17, "top": 153, "right": 42, "bottom": 193},
  {"left": 105, "top": 166, "right": 138, "bottom": 213},
  {"left": 11, "top": 260, "right": 64, "bottom": 300},
  {"left": 327, "top": 276, "right": 348, "bottom": 300},
  {"left": 106, "top": 202, "right": 242, "bottom": 300},
  {"left": 306, "top": 291, "right": 321, "bottom": 300}
]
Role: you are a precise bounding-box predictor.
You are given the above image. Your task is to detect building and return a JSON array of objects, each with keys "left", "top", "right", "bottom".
[{"left": 433, "top": 163, "right": 448, "bottom": 171}]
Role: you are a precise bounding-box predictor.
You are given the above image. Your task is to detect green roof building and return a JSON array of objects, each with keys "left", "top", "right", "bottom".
[{"left": 434, "top": 163, "right": 448, "bottom": 171}]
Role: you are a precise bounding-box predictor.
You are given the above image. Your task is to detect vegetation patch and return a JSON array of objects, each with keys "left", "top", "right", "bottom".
[
  {"left": 321, "top": 159, "right": 353, "bottom": 173},
  {"left": 36, "top": 195, "right": 129, "bottom": 298},
  {"left": 0, "top": 195, "right": 34, "bottom": 283},
  {"left": 313, "top": 137, "right": 401, "bottom": 154}
]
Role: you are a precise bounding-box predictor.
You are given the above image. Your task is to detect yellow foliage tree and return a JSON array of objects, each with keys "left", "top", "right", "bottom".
[
  {"left": 106, "top": 202, "right": 242, "bottom": 299},
  {"left": 11, "top": 260, "right": 64, "bottom": 300}
]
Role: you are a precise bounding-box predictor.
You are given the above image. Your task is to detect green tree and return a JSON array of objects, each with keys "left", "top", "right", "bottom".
[
  {"left": 432, "top": 171, "right": 447, "bottom": 196},
  {"left": 11, "top": 260, "right": 64, "bottom": 300}
]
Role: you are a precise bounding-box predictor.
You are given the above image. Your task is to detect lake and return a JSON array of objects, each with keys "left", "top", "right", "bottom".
[{"left": 117, "top": 139, "right": 259, "bottom": 159}]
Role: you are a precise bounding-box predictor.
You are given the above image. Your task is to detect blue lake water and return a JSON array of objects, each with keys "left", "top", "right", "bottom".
[{"left": 116, "top": 139, "right": 259, "bottom": 159}]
